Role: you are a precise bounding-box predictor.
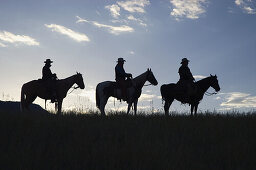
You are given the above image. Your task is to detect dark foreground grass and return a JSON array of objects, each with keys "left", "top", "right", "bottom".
[{"left": 0, "top": 111, "right": 256, "bottom": 170}]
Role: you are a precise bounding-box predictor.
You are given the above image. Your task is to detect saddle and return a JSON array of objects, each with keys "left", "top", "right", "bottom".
[
  {"left": 38, "top": 79, "right": 58, "bottom": 102},
  {"left": 117, "top": 78, "right": 133, "bottom": 88},
  {"left": 175, "top": 81, "right": 197, "bottom": 103},
  {"left": 104, "top": 79, "right": 134, "bottom": 101}
]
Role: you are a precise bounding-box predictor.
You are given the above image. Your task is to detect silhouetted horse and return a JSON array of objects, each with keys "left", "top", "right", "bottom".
[
  {"left": 96, "top": 69, "right": 158, "bottom": 116},
  {"left": 161, "top": 75, "right": 220, "bottom": 116},
  {"left": 21, "top": 72, "right": 85, "bottom": 114}
]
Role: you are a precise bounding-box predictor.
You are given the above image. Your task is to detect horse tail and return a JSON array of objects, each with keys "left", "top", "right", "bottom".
[
  {"left": 96, "top": 84, "right": 100, "bottom": 108},
  {"left": 20, "top": 84, "right": 25, "bottom": 112},
  {"left": 160, "top": 84, "right": 166, "bottom": 101}
]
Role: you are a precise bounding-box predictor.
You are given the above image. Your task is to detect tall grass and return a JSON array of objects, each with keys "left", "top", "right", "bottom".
[{"left": 0, "top": 110, "right": 256, "bottom": 169}]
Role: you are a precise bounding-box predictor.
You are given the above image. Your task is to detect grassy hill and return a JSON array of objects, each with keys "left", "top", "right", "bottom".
[
  {"left": 0, "top": 111, "right": 256, "bottom": 169},
  {"left": 0, "top": 100, "right": 48, "bottom": 113}
]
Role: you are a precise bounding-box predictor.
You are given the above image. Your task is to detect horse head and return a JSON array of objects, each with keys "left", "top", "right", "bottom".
[
  {"left": 146, "top": 68, "right": 158, "bottom": 86},
  {"left": 209, "top": 74, "right": 220, "bottom": 92},
  {"left": 75, "top": 72, "right": 85, "bottom": 89}
]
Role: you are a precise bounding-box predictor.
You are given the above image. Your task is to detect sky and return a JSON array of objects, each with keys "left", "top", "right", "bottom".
[{"left": 0, "top": 0, "right": 256, "bottom": 113}]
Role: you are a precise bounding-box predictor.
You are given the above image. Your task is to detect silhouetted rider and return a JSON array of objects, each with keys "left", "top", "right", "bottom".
[
  {"left": 177, "top": 58, "right": 195, "bottom": 98},
  {"left": 115, "top": 58, "right": 132, "bottom": 101},
  {"left": 178, "top": 58, "right": 194, "bottom": 82},
  {"left": 42, "top": 59, "right": 57, "bottom": 80},
  {"left": 42, "top": 59, "right": 57, "bottom": 102}
]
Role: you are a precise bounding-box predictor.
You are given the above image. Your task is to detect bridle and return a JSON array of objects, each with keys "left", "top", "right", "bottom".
[
  {"left": 68, "top": 74, "right": 81, "bottom": 94},
  {"left": 144, "top": 70, "right": 153, "bottom": 87},
  {"left": 68, "top": 86, "right": 79, "bottom": 94},
  {"left": 205, "top": 77, "right": 219, "bottom": 96}
]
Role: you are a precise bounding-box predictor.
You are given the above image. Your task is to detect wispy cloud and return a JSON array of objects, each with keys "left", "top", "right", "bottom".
[
  {"left": 140, "top": 93, "right": 162, "bottom": 102},
  {"left": 110, "top": 19, "right": 129, "bottom": 24},
  {"left": 130, "top": 51, "right": 135, "bottom": 55},
  {"left": 0, "top": 42, "right": 7, "bottom": 47},
  {"left": 45, "top": 24, "right": 90, "bottom": 42},
  {"left": 170, "top": 0, "right": 208, "bottom": 20},
  {"left": 76, "top": 16, "right": 88, "bottom": 23},
  {"left": 105, "top": 4, "right": 121, "bottom": 18},
  {"left": 104, "top": 1, "right": 149, "bottom": 28},
  {"left": 0, "top": 31, "right": 39, "bottom": 46},
  {"left": 235, "top": 0, "right": 256, "bottom": 14},
  {"left": 96, "top": 10, "right": 101, "bottom": 16},
  {"left": 235, "top": 0, "right": 243, "bottom": 5},
  {"left": 127, "top": 15, "right": 147, "bottom": 26},
  {"left": 194, "top": 75, "right": 207, "bottom": 79},
  {"left": 220, "top": 92, "right": 256, "bottom": 109},
  {"left": 77, "top": 89, "right": 96, "bottom": 104},
  {"left": 117, "top": 0, "right": 150, "bottom": 13},
  {"left": 140, "top": 93, "right": 156, "bottom": 101},
  {"left": 76, "top": 16, "right": 134, "bottom": 35}
]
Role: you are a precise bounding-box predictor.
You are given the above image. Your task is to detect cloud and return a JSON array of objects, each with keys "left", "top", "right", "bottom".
[
  {"left": 0, "top": 42, "right": 7, "bottom": 47},
  {"left": 104, "top": 0, "right": 149, "bottom": 28},
  {"left": 220, "top": 92, "right": 256, "bottom": 109},
  {"left": 96, "top": 10, "right": 101, "bottom": 16},
  {"left": 194, "top": 75, "right": 207, "bottom": 79},
  {"left": 76, "top": 16, "right": 89, "bottom": 23},
  {"left": 140, "top": 93, "right": 162, "bottom": 102},
  {"left": 117, "top": 0, "right": 150, "bottom": 13},
  {"left": 45, "top": 24, "right": 90, "bottom": 42},
  {"left": 113, "top": 105, "right": 151, "bottom": 112},
  {"left": 77, "top": 89, "right": 96, "bottom": 104},
  {"left": 76, "top": 16, "right": 134, "bottom": 35},
  {"left": 235, "top": 0, "right": 256, "bottom": 14},
  {"left": 105, "top": 4, "right": 121, "bottom": 18},
  {"left": 235, "top": 0, "right": 243, "bottom": 5},
  {"left": 110, "top": 19, "right": 129, "bottom": 24},
  {"left": 127, "top": 15, "right": 147, "bottom": 26},
  {"left": 0, "top": 31, "right": 39, "bottom": 46},
  {"left": 170, "top": 0, "right": 208, "bottom": 20},
  {"left": 215, "top": 96, "right": 221, "bottom": 100},
  {"left": 140, "top": 93, "right": 156, "bottom": 101}
]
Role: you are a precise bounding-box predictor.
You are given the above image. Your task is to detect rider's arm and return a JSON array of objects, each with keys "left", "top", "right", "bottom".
[
  {"left": 116, "top": 66, "right": 131, "bottom": 78},
  {"left": 186, "top": 67, "right": 195, "bottom": 80}
]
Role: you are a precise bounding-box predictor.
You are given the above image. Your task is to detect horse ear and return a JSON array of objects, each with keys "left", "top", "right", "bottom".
[
  {"left": 147, "top": 68, "right": 149, "bottom": 71},
  {"left": 149, "top": 68, "right": 151, "bottom": 71}
]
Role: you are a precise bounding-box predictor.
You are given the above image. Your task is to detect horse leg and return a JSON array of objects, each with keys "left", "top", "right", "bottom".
[
  {"left": 127, "top": 102, "right": 132, "bottom": 115},
  {"left": 25, "top": 95, "right": 37, "bottom": 112},
  {"left": 20, "top": 97, "right": 27, "bottom": 112},
  {"left": 100, "top": 97, "right": 108, "bottom": 116},
  {"left": 57, "top": 99, "right": 63, "bottom": 115},
  {"left": 194, "top": 104, "right": 198, "bottom": 116},
  {"left": 55, "top": 102, "right": 58, "bottom": 112},
  {"left": 133, "top": 99, "right": 138, "bottom": 116},
  {"left": 164, "top": 99, "right": 173, "bottom": 116},
  {"left": 190, "top": 105, "right": 194, "bottom": 116}
]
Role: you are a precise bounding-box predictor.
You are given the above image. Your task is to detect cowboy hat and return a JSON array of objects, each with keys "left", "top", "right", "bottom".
[
  {"left": 117, "top": 58, "right": 126, "bottom": 62},
  {"left": 181, "top": 58, "right": 189, "bottom": 64},
  {"left": 44, "top": 59, "right": 53, "bottom": 63}
]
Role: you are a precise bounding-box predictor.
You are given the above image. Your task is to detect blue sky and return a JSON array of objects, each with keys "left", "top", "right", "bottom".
[{"left": 0, "top": 0, "right": 255, "bottom": 113}]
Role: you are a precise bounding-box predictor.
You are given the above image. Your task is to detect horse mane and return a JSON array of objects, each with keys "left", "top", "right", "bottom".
[{"left": 196, "top": 76, "right": 211, "bottom": 84}]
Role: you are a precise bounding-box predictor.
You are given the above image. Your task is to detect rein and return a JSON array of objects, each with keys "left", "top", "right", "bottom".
[
  {"left": 205, "top": 91, "right": 218, "bottom": 96},
  {"left": 144, "top": 83, "right": 152, "bottom": 86},
  {"left": 143, "top": 70, "right": 153, "bottom": 87},
  {"left": 68, "top": 86, "right": 79, "bottom": 94}
]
